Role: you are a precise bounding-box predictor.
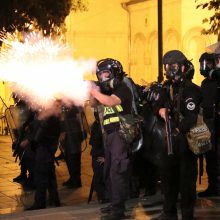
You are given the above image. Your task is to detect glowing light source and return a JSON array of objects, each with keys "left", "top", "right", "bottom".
[{"left": 0, "top": 31, "right": 96, "bottom": 110}]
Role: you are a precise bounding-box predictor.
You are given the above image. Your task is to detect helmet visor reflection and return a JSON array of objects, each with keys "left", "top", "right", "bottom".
[
  {"left": 96, "top": 70, "right": 111, "bottom": 82},
  {"left": 200, "top": 60, "right": 207, "bottom": 72}
]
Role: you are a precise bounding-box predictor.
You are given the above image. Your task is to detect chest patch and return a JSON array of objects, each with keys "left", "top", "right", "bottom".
[{"left": 186, "top": 102, "right": 195, "bottom": 111}]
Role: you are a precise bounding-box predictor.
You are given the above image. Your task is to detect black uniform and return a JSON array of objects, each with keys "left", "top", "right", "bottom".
[
  {"left": 62, "top": 106, "right": 83, "bottom": 188},
  {"left": 12, "top": 101, "right": 36, "bottom": 188},
  {"left": 102, "top": 82, "right": 132, "bottom": 218},
  {"left": 154, "top": 79, "right": 202, "bottom": 220},
  {"left": 27, "top": 116, "right": 61, "bottom": 210},
  {"left": 199, "top": 77, "right": 220, "bottom": 195}
]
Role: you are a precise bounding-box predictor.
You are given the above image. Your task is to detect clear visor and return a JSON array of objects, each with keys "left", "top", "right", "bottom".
[
  {"left": 200, "top": 60, "right": 207, "bottom": 72},
  {"left": 200, "top": 60, "right": 214, "bottom": 72},
  {"left": 96, "top": 70, "right": 111, "bottom": 82},
  {"left": 164, "top": 63, "right": 179, "bottom": 73},
  {"left": 164, "top": 63, "right": 182, "bottom": 81}
]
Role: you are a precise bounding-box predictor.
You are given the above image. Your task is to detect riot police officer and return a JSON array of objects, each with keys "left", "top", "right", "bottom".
[
  {"left": 61, "top": 105, "right": 83, "bottom": 189},
  {"left": 152, "top": 50, "right": 202, "bottom": 220},
  {"left": 11, "top": 96, "right": 36, "bottom": 190},
  {"left": 90, "top": 58, "right": 132, "bottom": 220},
  {"left": 23, "top": 100, "right": 62, "bottom": 210},
  {"left": 197, "top": 52, "right": 220, "bottom": 197}
]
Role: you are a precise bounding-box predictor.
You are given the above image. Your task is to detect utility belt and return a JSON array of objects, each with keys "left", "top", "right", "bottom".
[
  {"left": 103, "top": 115, "right": 120, "bottom": 134},
  {"left": 104, "top": 127, "right": 120, "bottom": 135}
]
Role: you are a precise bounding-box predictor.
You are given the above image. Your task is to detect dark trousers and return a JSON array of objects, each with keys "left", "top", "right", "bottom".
[
  {"left": 104, "top": 131, "right": 130, "bottom": 215},
  {"left": 92, "top": 158, "right": 107, "bottom": 200},
  {"left": 65, "top": 152, "right": 81, "bottom": 183},
  {"left": 143, "top": 160, "right": 158, "bottom": 193},
  {"left": 64, "top": 134, "right": 82, "bottom": 183},
  {"left": 34, "top": 146, "right": 59, "bottom": 208},
  {"left": 160, "top": 134, "right": 197, "bottom": 220},
  {"left": 205, "top": 150, "right": 220, "bottom": 189},
  {"left": 203, "top": 117, "right": 220, "bottom": 189},
  {"left": 20, "top": 158, "right": 27, "bottom": 177},
  {"left": 129, "top": 152, "right": 142, "bottom": 197}
]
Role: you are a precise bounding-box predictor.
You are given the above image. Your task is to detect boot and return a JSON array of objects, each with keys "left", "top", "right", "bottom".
[
  {"left": 101, "top": 212, "right": 128, "bottom": 220},
  {"left": 62, "top": 178, "right": 72, "bottom": 186},
  {"left": 100, "top": 204, "right": 112, "bottom": 214},
  {"left": 13, "top": 174, "right": 27, "bottom": 183},
  {"left": 129, "top": 176, "right": 140, "bottom": 198},
  {"left": 55, "top": 152, "right": 64, "bottom": 161},
  {"left": 25, "top": 204, "right": 45, "bottom": 211},
  {"left": 197, "top": 186, "right": 220, "bottom": 197},
  {"left": 151, "top": 212, "right": 178, "bottom": 220},
  {"left": 47, "top": 199, "right": 61, "bottom": 207},
  {"left": 63, "top": 178, "right": 82, "bottom": 188},
  {"left": 144, "top": 187, "right": 157, "bottom": 197},
  {"left": 22, "top": 178, "right": 36, "bottom": 191}
]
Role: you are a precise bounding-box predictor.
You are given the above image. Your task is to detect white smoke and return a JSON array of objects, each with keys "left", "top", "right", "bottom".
[{"left": 0, "top": 31, "right": 96, "bottom": 110}]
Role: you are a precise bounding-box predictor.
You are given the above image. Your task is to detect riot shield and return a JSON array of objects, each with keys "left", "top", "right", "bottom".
[{"left": 5, "top": 104, "right": 30, "bottom": 142}]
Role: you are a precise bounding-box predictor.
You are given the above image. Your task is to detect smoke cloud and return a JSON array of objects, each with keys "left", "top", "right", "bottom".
[{"left": 0, "top": 31, "right": 96, "bottom": 111}]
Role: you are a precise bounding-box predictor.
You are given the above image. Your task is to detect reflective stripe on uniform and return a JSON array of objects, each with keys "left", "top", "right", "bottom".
[
  {"left": 103, "top": 116, "right": 120, "bottom": 125},
  {"left": 115, "top": 105, "right": 123, "bottom": 112},
  {"left": 104, "top": 105, "right": 123, "bottom": 116}
]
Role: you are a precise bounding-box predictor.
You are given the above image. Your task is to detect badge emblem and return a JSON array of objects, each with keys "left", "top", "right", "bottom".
[{"left": 187, "top": 102, "right": 195, "bottom": 110}]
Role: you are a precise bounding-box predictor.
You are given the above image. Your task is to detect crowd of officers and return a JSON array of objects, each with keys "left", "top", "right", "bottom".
[
  {"left": 11, "top": 49, "right": 220, "bottom": 220},
  {"left": 12, "top": 99, "right": 85, "bottom": 210}
]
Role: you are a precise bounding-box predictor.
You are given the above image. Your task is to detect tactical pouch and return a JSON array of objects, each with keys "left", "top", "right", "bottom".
[
  {"left": 186, "top": 114, "right": 212, "bottom": 155},
  {"left": 118, "top": 114, "right": 143, "bottom": 144},
  {"left": 112, "top": 107, "right": 143, "bottom": 153}
]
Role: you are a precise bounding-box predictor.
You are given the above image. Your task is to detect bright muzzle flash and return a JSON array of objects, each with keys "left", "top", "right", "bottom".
[{"left": 0, "top": 31, "right": 96, "bottom": 109}]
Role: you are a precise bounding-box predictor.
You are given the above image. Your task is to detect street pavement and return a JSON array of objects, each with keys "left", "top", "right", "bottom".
[{"left": 1, "top": 135, "right": 220, "bottom": 220}]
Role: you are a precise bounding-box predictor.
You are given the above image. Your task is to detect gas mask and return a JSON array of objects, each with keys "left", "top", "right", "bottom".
[
  {"left": 97, "top": 71, "right": 120, "bottom": 94},
  {"left": 96, "top": 58, "right": 124, "bottom": 94},
  {"left": 164, "top": 63, "right": 183, "bottom": 83},
  {"left": 100, "top": 76, "right": 113, "bottom": 94},
  {"left": 200, "top": 59, "right": 214, "bottom": 77}
]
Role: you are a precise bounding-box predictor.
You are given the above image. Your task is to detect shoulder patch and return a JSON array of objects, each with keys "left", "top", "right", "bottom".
[{"left": 186, "top": 102, "right": 195, "bottom": 111}]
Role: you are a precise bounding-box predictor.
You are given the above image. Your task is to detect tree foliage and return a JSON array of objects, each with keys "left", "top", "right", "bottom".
[
  {"left": 196, "top": 0, "right": 220, "bottom": 41},
  {"left": 0, "top": 0, "right": 88, "bottom": 36}
]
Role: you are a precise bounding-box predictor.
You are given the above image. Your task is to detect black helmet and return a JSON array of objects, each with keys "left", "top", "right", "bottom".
[
  {"left": 96, "top": 58, "right": 124, "bottom": 81},
  {"left": 96, "top": 58, "right": 125, "bottom": 94},
  {"left": 199, "top": 52, "right": 214, "bottom": 62},
  {"left": 163, "top": 50, "right": 187, "bottom": 64},
  {"left": 199, "top": 52, "right": 215, "bottom": 77},
  {"left": 163, "top": 50, "right": 187, "bottom": 83}
]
